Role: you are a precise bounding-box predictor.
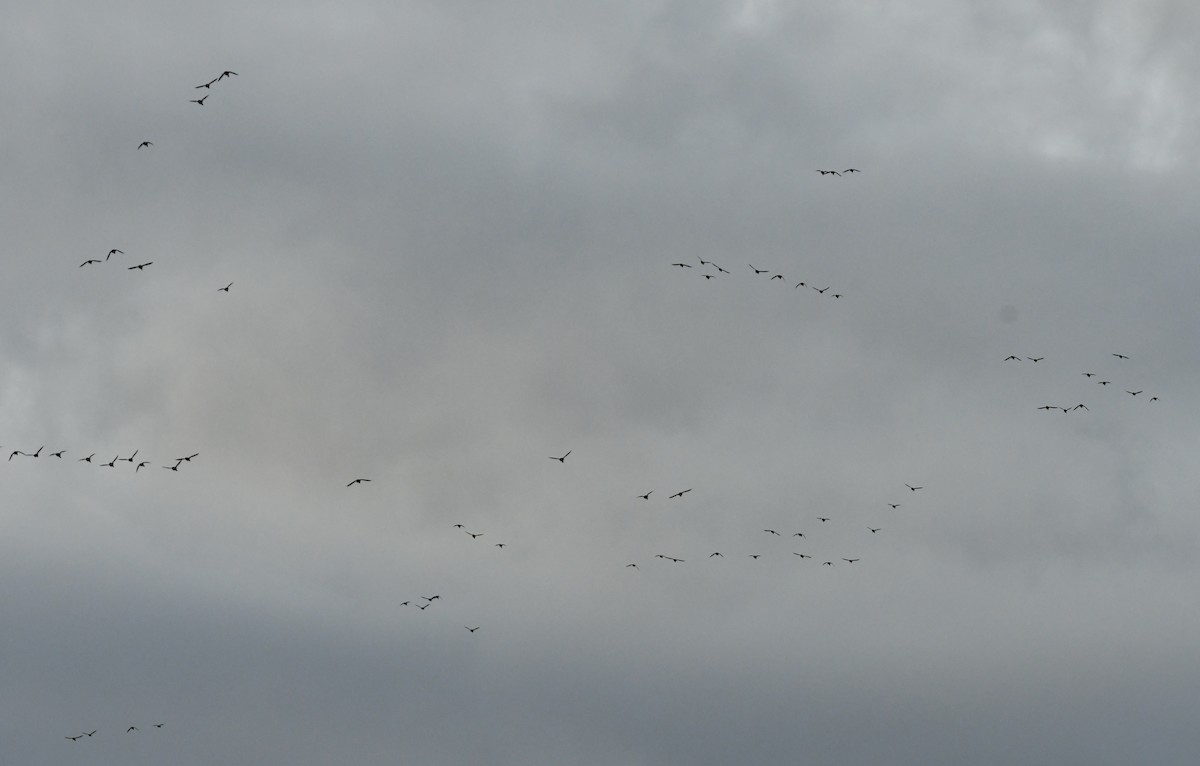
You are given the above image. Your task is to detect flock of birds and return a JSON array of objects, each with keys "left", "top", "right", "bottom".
[
  {"left": 1003, "top": 352, "right": 1160, "bottom": 412},
  {"left": 6, "top": 446, "right": 199, "bottom": 472},
  {"left": 670, "top": 258, "right": 846, "bottom": 297},
  {"left": 64, "top": 723, "right": 165, "bottom": 742}
]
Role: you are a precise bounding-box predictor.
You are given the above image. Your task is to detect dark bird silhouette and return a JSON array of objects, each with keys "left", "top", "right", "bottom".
[
  {"left": 637, "top": 491, "right": 653, "bottom": 500},
  {"left": 843, "top": 558, "right": 860, "bottom": 563},
  {"left": 671, "top": 263, "right": 692, "bottom": 268},
  {"left": 626, "top": 563, "right": 638, "bottom": 568},
  {"left": 812, "top": 286, "right": 830, "bottom": 294},
  {"left": 8, "top": 450, "right": 22, "bottom": 461},
  {"left": 422, "top": 595, "right": 441, "bottom": 601},
  {"left": 1098, "top": 380, "right": 1111, "bottom": 385},
  {"left": 121, "top": 449, "right": 138, "bottom": 463},
  {"left": 1082, "top": 372, "right": 1096, "bottom": 377},
  {"left": 816, "top": 169, "right": 841, "bottom": 176},
  {"left": 887, "top": 503, "right": 901, "bottom": 509},
  {"left": 1127, "top": 390, "right": 1143, "bottom": 396},
  {"left": 137, "top": 141, "right": 153, "bottom": 149},
  {"left": 1037, "top": 405, "right": 1056, "bottom": 410},
  {"left": 905, "top": 484, "right": 923, "bottom": 491},
  {"left": 347, "top": 478, "right": 371, "bottom": 486},
  {"left": 218, "top": 71, "right": 238, "bottom": 79},
  {"left": 749, "top": 265, "right": 769, "bottom": 274},
  {"left": 190, "top": 95, "right": 208, "bottom": 105},
  {"left": 668, "top": 489, "right": 692, "bottom": 498},
  {"left": 1027, "top": 357, "right": 1044, "bottom": 362},
  {"left": 79, "top": 453, "right": 95, "bottom": 462},
  {"left": 127, "top": 727, "right": 138, "bottom": 733},
  {"left": 416, "top": 602, "right": 431, "bottom": 610},
  {"left": 136, "top": 461, "right": 149, "bottom": 472},
  {"left": 128, "top": 262, "right": 153, "bottom": 270},
  {"left": 822, "top": 561, "right": 834, "bottom": 566},
  {"left": 709, "top": 552, "right": 723, "bottom": 557},
  {"left": 452, "top": 523, "right": 464, "bottom": 528},
  {"left": 467, "top": 532, "right": 483, "bottom": 539},
  {"left": 163, "top": 463, "right": 179, "bottom": 471},
  {"left": 1070, "top": 404, "right": 1088, "bottom": 411},
  {"left": 102, "top": 456, "right": 119, "bottom": 467},
  {"left": 494, "top": 543, "right": 505, "bottom": 548},
  {"left": 550, "top": 451, "right": 571, "bottom": 463},
  {"left": 1004, "top": 355, "right": 1020, "bottom": 361},
  {"left": 701, "top": 274, "right": 716, "bottom": 279},
  {"left": 748, "top": 554, "right": 761, "bottom": 559},
  {"left": 770, "top": 274, "right": 784, "bottom": 281},
  {"left": 763, "top": 529, "right": 781, "bottom": 536},
  {"left": 843, "top": 168, "right": 861, "bottom": 173},
  {"left": 66, "top": 735, "right": 82, "bottom": 741},
  {"left": 30, "top": 446, "right": 42, "bottom": 458},
  {"left": 153, "top": 723, "right": 164, "bottom": 728},
  {"left": 869, "top": 528, "right": 881, "bottom": 533},
  {"left": 817, "top": 517, "right": 830, "bottom": 522},
  {"left": 106, "top": 249, "right": 123, "bottom": 260},
  {"left": 1112, "top": 353, "right": 1129, "bottom": 360},
  {"left": 50, "top": 450, "right": 65, "bottom": 458},
  {"left": 195, "top": 79, "right": 217, "bottom": 89},
  {"left": 795, "top": 281, "right": 807, "bottom": 288},
  {"left": 178, "top": 453, "right": 199, "bottom": 462},
  {"left": 219, "top": 282, "right": 232, "bottom": 291},
  {"left": 79, "top": 259, "right": 101, "bottom": 267},
  {"left": 1150, "top": 396, "right": 1158, "bottom": 401},
  {"left": 792, "top": 532, "right": 805, "bottom": 538},
  {"left": 466, "top": 626, "right": 480, "bottom": 632},
  {"left": 793, "top": 553, "right": 812, "bottom": 558},
  {"left": 84, "top": 730, "right": 96, "bottom": 737}
]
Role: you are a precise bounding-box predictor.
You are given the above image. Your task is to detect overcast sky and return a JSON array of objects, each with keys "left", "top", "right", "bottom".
[{"left": 2, "top": 1, "right": 1198, "bottom": 764}]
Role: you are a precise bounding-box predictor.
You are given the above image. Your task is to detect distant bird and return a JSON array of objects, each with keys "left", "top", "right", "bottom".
[
  {"left": 178, "top": 453, "right": 199, "bottom": 461},
  {"left": 218, "top": 70, "right": 238, "bottom": 79},
  {"left": 218, "top": 282, "right": 232, "bottom": 291},
  {"left": 709, "top": 552, "right": 723, "bottom": 557},
  {"left": 770, "top": 274, "right": 784, "bottom": 281},
  {"left": 78, "top": 453, "right": 95, "bottom": 462},
  {"left": 763, "top": 529, "right": 781, "bottom": 536},
  {"left": 1070, "top": 404, "right": 1088, "bottom": 411},
  {"left": 346, "top": 478, "right": 371, "bottom": 486},
  {"left": 637, "top": 491, "right": 653, "bottom": 500},
  {"left": 127, "top": 727, "right": 138, "bottom": 733},
  {"left": 1027, "top": 357, "right": 1044, "bottom": 362},
  {"left": 494, "top": 543, "right": 505, "bottom": 548},
  {"left": 128, "top": 262, "right": 153, "bottom": 270},
  {"left": 137, "top": 141, "right": 153, "bottom": 149},
  {"left": 817, "top": 517, "right": 830, "bottom": 522},
  {"left": 749, "top": 265, "right": 769, "bottom": 274},
  {"left": 795, "top": 281, "right": 807, "bottom": 288},
  {"left": 668, "top": 489, "right": 692, "bottom": 498},
  {"left": 869, "top": 528, "right": 881, "bottom": 533},
  {"left": 121, "top": 449, "right": 138, "bottom": 463},
  {"left": 467, "top": 532, "right": 483, "bottom": 539},
  {"left": 106, "top": 249, "right": 124, "bottom": 260},
  {"left": 50, "top": 450, "right": 65, "bottom": 458},
  {"left": 905, "top": 484, "right": 923, "bottom": 491},
  {"left": 66, "top": 735, "right": 82, "bottom": 741},
  {"left": 1150, "top": 396, "right": 1158, "bottom": 401},
  {"left": 843, "top": 168, "right": 861, "bottom": 173},
  {"left": 1037, "top": 405, "right": 1056, "bottom": 411},
  {"left": 163, "top": 463, "right": 179, "bottom": 471},
  {"left": 1082, "top": 372, "right": 1096, "bottom": 377},
  {"left": 84, "top": 730, "right": 96, "bottom": 737},
  {"left": 195, "top": 78, "right": 218, "bottom": 89},
  {"left": 812, "top": 286, "right": 830, "bottom": 294},
  {"left": 671, "top": 263, "right": 692, "bottom": 268},
  {"left": 843, "top": 558, "right": 860, "bottom": 564},
  {"left": 1112, "top": 353, "right": 1129, "bottom": 360},
  {"left": 549, "top": 451, "right": 571, "bottom": 463},
  {"left": 466, "top": 626, "right": 480, "bottom": 632},
  {"left": 793, "top": 553, "right": 812, "bottom": 558},
  {"left": 748, "top": 554, "right": 761, "bottom": 559},
  {"left": 8, "top": 450, "right": 22, "bottom": 461},
  {"left": 1004, "top": 355, "right": 1020, "bottom": 361},
  {"left": 822, "top": 561, "right": 834, "bottom": 566},
  {"left": 716, "top": 266, "right": 730, "bottom": 274},
  {"left": 102, "top": 456, "right": 118, "bottom": 467},
  {"left": 1097, "top": 380, "right": 1111, "bottom": 386},
  {"left": 190, "top": 95, "right": 208, "bottom": 105},
  {"left": 626, "top": 563, "right": 638, "bottom": 569},
  {"left": 416, "top": 602, "right": 431, "bottom": 610},
  {"left": 816, "top": 169, "right": 841, "bottom": 176},
  {"left": 1126, "top": 390, "right": 1143, "bottom": 396},
  {"left": 887, "top": 504, "right": 901, "bottom": 509},
  {"left": 79, "top": 259, "right": 101, "bottom": 267},
  {"left": 701, "top": 274, "right": 716, "bottom": 280},
  {"left": 422, "top": 595, "right": 441, "bottom": 601},
  {"left": 136, "top": 461, "right": 149, "bottom": 472},
  {"left": 452, "top": 524, "right": 464, "bottom": 528},
  {"left": 30, "top": 446, "right": 42, "bottom": 458},
  {"left": 792, "top": 532, "right": 805, "bottom": 538}
]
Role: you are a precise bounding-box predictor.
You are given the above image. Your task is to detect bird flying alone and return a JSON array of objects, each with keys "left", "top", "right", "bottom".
[
  {"left": 137, "top": 141, "right": 153, "bottom": 149},
  {"left": 550, "top": 451, "right": 571, "bottom": 463},
  {"left": 347, "top": 478, "right": 371, "bottom": 486},
  {"left": 128, "top": 262, "right": 153, "bottom": 270},
  {"left": 219, "top": 282, "right": 232, "bottom": 291},
  {"left": 190, "top": 95, "right": 208, "bottom": 105},
  {"left": 668, "top": 489, "right": 692, "bottom": 499}
]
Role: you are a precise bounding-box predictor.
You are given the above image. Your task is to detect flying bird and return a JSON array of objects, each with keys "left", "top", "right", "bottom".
[
  {"left": 106, "top": 249, "right": 123, "bottom": 260},
  {"left": 128, "top": 262, "right": 153, "bottom": 270},
  {"left": 843, "top": 168, "right": 861, "bottom": 173},
  {"left": 346, "top": 478, "right": 371, "bottom": 486},
  {"left": 709, "top": 552, "right": 723, "bottom": 557},
  {"left": 218, "top": 282, "right": 232, "bottom": 291},
  {"left": 218, "top": 70, "right": 238, "bottom": 79},
  {"left": 50, "top": 450, "right": 65, "bottom": 458},
  {"left": 1027, "top": 357, "right": 1044, "bottom": 362},
  {"left": 1112, "top": 353, "right": 1129, "bottom": 359},
  {"left": 668, "top": 489, "right": 692, "bottom": 498},
  {"left": 869, "top": 528, "right": 881, "bottom": 533},
  {"left": 843, "top": 558, "right": 860, "bottom": 564},
  {"left": 637, "top": 491, "right": 653, "bottom": 500},
  {"left": 671, "top": 262, "right": 693, "bottom": 268},
  {"left": 196, "top": 78, "right": 218, "bottom": 88},
  {"left": 1126, "top": 390, "right": 1143, "bottom": 396},
  {"left": 466, "top": 626, "right": 480, "bottom": 632},
  {"left": 137, "top": 141, "right": 153, "bottom": 149},
  {"left": 549, "top": 451, "right": 571, "bottom": 463},
  {"left": 817, "top": 517, "right": 830, "bottom": 522},
  {"left": 178, "top": 453, "right": 199, "bottom": 461},
  {"left": 905, "top": 484, "right": 923, "bottom": 491},
  {"left": 79, "top": 259, "right": 101, "bottom": 267},
  {"left": 78, "top": 453, "right": 95, "bottom": 462},
  {"left": 749, "top": 265, "right": 769, "bottom": 274},
  {"left": 763, "top": 529, "right": 781, "bottom": 536},
  {"left": 127, "top": 727, "right": 138, "bottom": 733},
  {"left": 190, "top": 95, "right": 208, "bottom": 105},
  {"left": 136, "top": 461, "right": 149, "bottom": 471}
]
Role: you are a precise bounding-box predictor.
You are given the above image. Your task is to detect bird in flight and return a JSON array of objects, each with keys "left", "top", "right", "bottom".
[
  {"left": 466, "top": 532, "right": 483, "bottom": 539},
  {"left": 137, "top": 141, "right": 153, "bottom": 149},
  {"left": 1027, "top": 357, "right": 1044, "bottom": 362},
  {"left": 163, "top": 463, "right": 180, "bottom": 471},
  {"left": 1082, "top": 372, "right": 1096, "bottom": 377},
  {"left": 749, "top": 265, "right": 769, "bottom": 274},
  {"left": 346, "top": 478, "right": 371, "bottom": 486},
  {"left": 78, "top": 453, "right": 95, "bottom": 463},
  {"left": 218, "top": 282, "right": 233, "bottom": 291},
  {"left": 637, "top": 491, "right": 653, "bottom": 500},
  {"left": 671, "top": 262, "right": 692, "bottom": 268},
  {"left": 121, "top": 449, "right": 138, "bottom": 463},
  {"left": 1126, "top": 390, "right": 1143, "bottom": 396},
  {"left": 668, "top": 489, "right": 692, "bottom": 498},
  {"left": 136, "top": 461, "right": 150, "bottom": 472},
  {"left": 816, "top": 169, "right": 841, "bottom": 176},
  {"left": 127, "top": 726, "right": 138, "bottom": 733},
  {"left": 1097, "top": 380, "right": 1111, "bottom": 386},
  {"left": 178, "top": 453, "right": 199, "bottom": 462},
  {"left": 793, "top": 553, "right": 812, "bottom": 558},
  {"left": 812, "top": 286, "right": 830, "bottom": 294},
  {"left": 868, "top": 527, "right": 881, "bottom": 533},
  {"left": 709, "top": 552, "right": 723, "bottom": 557},
  {"left": 79, "top": 259, "right": 101, "bottom": 267},
  {"left": 817, "top": 517, "right": 830, "bottom": 522},
  {"left": 1112, "top": 353, "right": 1129, "bottom": 360},
  {"left": 128, "top": 262, "right": 153, "bottom": 270},
  {"left": 763, "top": 529, "right": 781, "bottom": 536},
  {"left": 792, "top": 532, "right": 805, "bottom": 538},
  {"left": 190, "top": 95, "right": 208, "bottom": 105},
  {"left": 1004, "top": 355, "right": 1020, "bottom": 361},
  {"left": 770, "top": 274, "right": 784, "bottom": 281},
  {"left": 101, "top": 456, "right": 119, "bottom": 467},
  {"left": 748, "top": 554, "right": 761, "bottom": 560},
  {"left": 466, "top": 626, "right": 480, "bottom": 632},
  {"left": 219, "top": 70, "right": 238, "bottom": 79},
  {"left": 549, "top": 451, "right": 571, "bottom": 462},
  {"left": 626, "top": 563, "right": 638, "bottom": 569},
  {"left": 153, "top": 723, "right": 165, "bottom": 728},
  {"left": 494, "top": 543, "right": 505, "bottom": 548},
  {"left": 66, "top": 735, "right": 82, "bottom": 741},
  {"left": 107, "top": 249, "right": 123, "bottom": 260},
  {"left": 887, "top": 503, "right": 901, "bottom": 509},
  {"left": 8, "top": 450, "right": 23, "bottom": 461},
  {"left": 843, "top": 558, "right": 860, "bottom": 564},
  {"left": 843, "top": 168, "right": 861, "bottom": 173},
  {"left": 50, "top": 450, "right": 65, "bottom": 458},
  {"left": 905, "top": 484, "right": 923, "bottom": 491},
  {"left": 196, "top": 78, "right": 218, "bottom": 89}
]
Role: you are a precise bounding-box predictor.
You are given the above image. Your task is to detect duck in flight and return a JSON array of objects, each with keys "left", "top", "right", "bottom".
[
  {"left": 219, "top": 282, "right": 232, "bottom": 291},
  {"left": 550, "top": 451, "right": 571, "bottom": 462},
  {"left": 905, "top": 484, "right": 923, "bottom": 491},
  {"left": 637, "top": 491, "right": 653, "bottom": 500},
  {"left": 466, "top": 626, "right": 480, "bottom": 632},
  {"left": 128, "top": 262, "right": 153, "bottom": 270},
  {"left": 749, "top": 265, "right": 769, "bottom": 274},
  {"left": 219, "top": 70, "right": 238, "bottom": 79},
  {"left": 137, "top": 141, "right": 153, "bottom": 149},
  {"left": 668, "top": 489, "right": 692, "bottom": 498},
  {"left": 346, "top": 478, "right": 371, "bottom": 486},
  {"left": 107, "top": 249, "right": 123, "bottom": 260},
  {"left": 80, "top": 259, "right": 101, "bottom": 267}
]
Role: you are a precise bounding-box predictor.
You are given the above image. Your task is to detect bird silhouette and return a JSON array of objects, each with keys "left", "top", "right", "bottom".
[
  {"left": 50, "top": 450, "right": 65, "bottom": 458},
  {"left": 843, "top": 168, "right": 861, "bottom": 173},
  {"left": 817, "top": 517, "right": 830, "bottom": 522},
  {"left": 905, "top": 484, "right": 923, "bottom": 491},
  {"left": 668, "top": 489, "right": 692, "bottom": 498},
  {"left": 127, "top": 727, "right": 138, "bottom": 733},
  {"left": 106, "top": 249, "right": 123, "bottom": 260},
  {"left": 79, "top": 259, "right": 101, "bottom": 267},
  {"left": 550, "top": 451, "right": 571, "bottom": 462},
  {"left": 637, "top": 491, "right": 653, "bottom": 500},
  {"left": 128, "top": 262, "right": 153, "bottom": 270},
  {"left": 346, "top": 478, "right": 371, "bottom": 486},
  {"left": 137, "top": 141, "right": 153, "bottom": 149},
  {"left": 78, "top": 453, "right": 95, "bottom": 462},
  {"left": 466, "top": 626, "right": 480, "bottom": 632},
  {"left": 869, "top": 528, "right": 881, "bottom": 533},
  {"left": 190, "top": 95, "right": 208, "bottom": 105},
  {"left": 843, "top": 558, "right": 860, "bottom": 563},
  {"left": 219, "top": 70, "right": 238, "bottom": 79},
  {"left": 218, "top": 282, "right": 232, "bottom": 291},
  {"left": 763, "top": 529, "right": 781, "bottom": 536},
  {"left": 1112, "top": 353, "right": 1129, "bottom": 359},
  {"left": 749, "top": 265, "right": 769, "bottom": 274},
  {"left": 671, "top": 262, "right": 692, "bottom": 268},
  {"left": 136, "top": 461, "right": 149, "bottom": 472}
]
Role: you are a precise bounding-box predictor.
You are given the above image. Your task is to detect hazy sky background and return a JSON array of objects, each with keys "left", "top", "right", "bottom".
[{"left": 2, "top": 1, "right": 1198, "bottom": 764}]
